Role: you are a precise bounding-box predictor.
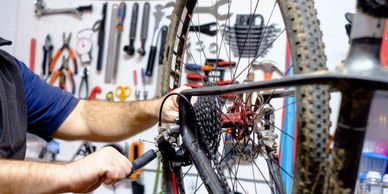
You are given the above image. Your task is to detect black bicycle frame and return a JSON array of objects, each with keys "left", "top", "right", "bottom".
[{"left": 177, "top": 3, "right": 388, "bottom": 193}]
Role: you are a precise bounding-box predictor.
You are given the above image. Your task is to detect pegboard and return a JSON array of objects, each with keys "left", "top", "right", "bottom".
[
  {"left": 11, "top": 0, "right": 356, "bottom": 193},
  {"left": 14, "top": 0, "right": 288, "bottom": 193}
]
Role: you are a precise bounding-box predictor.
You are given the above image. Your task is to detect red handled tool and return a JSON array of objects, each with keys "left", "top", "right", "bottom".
[
  {"left": 88, "top": 86, "right": 102, "bottom": 100},
  {"left": 185, "top": 82, "right": 203, "bottom": 88},
  {"left": 187, "top": 73, "right": 207, "bottom": 81},
  {"left": 216, "top": 80, "right": 238, "bottom": 86},
  {"left": 29, "top": 38, "right": 36, "bottom": 72},
  {"left": 217, "top": 60, "right": 236, "bottom": 67},
  {"left": 205, "top": 58, "right": 236, "bottom": 67},
  {"left": 134, "top": 70, "right": 140, "bottom": 100}
]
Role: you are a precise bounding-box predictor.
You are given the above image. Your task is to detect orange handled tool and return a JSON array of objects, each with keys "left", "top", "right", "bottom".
[
  {"left": 129, "top": 141, "right": 143, "bottom": 179},
  {"left": 49, "top": 33, "right": 78, "bottom": 75}
]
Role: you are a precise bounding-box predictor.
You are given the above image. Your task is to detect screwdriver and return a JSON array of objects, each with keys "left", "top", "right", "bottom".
[
  {"left": 112, "top": 2, "right": 126, "bottom": 81},
  {"left": 185, "top": 64, "right": 213, "bottom": 72},
  {"left": 187, "top": 73, "right": 207, "bottom": 81},
  {"left": 96, "top": 3, "right": 107, "bottom": 71},
  {"left": 133, "top": 70, "right": 140, "bottom": 100},
  {"left": 141, "top": 68, "right": 148, "bottom": 100},
  {"left": 127, "top": 149, "right": 157, "bottom": 177}
]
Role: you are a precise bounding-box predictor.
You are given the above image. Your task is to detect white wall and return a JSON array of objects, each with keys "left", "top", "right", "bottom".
[{"left": 0, "top": 0, "right": 20, "bottom": 54}]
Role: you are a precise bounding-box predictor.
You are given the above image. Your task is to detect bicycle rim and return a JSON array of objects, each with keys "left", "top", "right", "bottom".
[{"left": 161, "top": 0, "right": 331, "bottom": 193}]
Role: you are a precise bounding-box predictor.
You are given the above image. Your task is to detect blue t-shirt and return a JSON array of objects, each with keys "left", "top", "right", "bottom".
[{"left": 15, "top": 59, "right": 79, "bottom": 141}]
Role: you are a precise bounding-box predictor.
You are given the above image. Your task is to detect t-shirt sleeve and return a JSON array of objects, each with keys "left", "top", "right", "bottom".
[{"left": 15, "top": 59, "right": 79, "bottom": 141}]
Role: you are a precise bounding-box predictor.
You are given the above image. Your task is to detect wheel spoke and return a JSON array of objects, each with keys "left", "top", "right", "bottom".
[{"left": 253, "top": 159, "right": 275, "bottom": 194}]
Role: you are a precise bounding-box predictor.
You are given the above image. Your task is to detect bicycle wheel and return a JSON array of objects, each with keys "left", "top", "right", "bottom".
[{"left": 160, "top": 0, "right": 331, "bottom": 193}]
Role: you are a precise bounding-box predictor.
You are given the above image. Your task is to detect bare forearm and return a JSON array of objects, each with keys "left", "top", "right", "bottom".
[
  {"left": 80, "top": 99, "right": 160, "bottom": 142},
  {"left": 0, "top": 159, "right": 69, "bottom": 193}
]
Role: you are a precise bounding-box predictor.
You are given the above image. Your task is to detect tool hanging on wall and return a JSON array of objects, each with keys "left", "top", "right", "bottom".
[
  {"left": 165, "top": 0, "right": 232, "bottom": 20},
  {"left": 112, "top": 2, "right": 126, "bottom": 82},
  {"left": 42, "top": 35, "right": 53, "bottom": 77},
  {"left": 115, "top": 86, "right": 131, "bottom": 102},
  {"left": 141, "top": 68, "right": 148, "bottom": 100},
  {"left": 29, "top": 38, "right": 36, "bottom": 72},
  {"left": 123, "top": 3, "right": 139, "bottom": 56},
  {"left": 145, "top": 5, "right": 165, "bottom": 84},
  {"left": 78, "top": 67, "right": 89, "bottom": 99},
  {"left": 49, "top": 32, "right": 78, "bottom": 75},
  {"left": 34, "top": 0, "right": 92, "bottom": 18},
  {"left": 189, "top": 22, "right": 218, "bottom": 36},
  {"left": 224, "top": 14, "right": 280, "bottom": 58},
  {"left": 76, "top": 29, "right": 93, "bottom": 65},
  {"left": 71, "top": 141, "right": 96, "bottom": 161},
  {"left": 252, "top": 60, "right": 283, "bottom": 80},
  {"left": 88, "top": 86, "right": 102, "bottom": 100},
  {"left": 49, "top": 56, "right": 76, "bottom": 94},
  {"left": 138, "top": 2, "right": 150, "bottom": 56},
  {"left": 104, "top": 4, "right": 119, "bottom": 83},
  {"left": 155, "top": 26, "right": 168, "bottom": 98},
  {"left": 133, "top": 70, "right": 140, "bottom": 100},
  {"left": 105, "top": 2, "right": 127, "bottom": 83},
  {"left": 96, "top": 3, "right": 107, "bottom": 72},
  {"left": 106, "top": 91, "right": 114, "bottom": 101}
]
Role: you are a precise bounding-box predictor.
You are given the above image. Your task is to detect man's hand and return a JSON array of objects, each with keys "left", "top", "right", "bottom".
[
  {"left": 65, "top": 146, "right": 132, "bottom": 193},
  {"left": 158, "top": 86, "right": 192, "bottom": 123}
]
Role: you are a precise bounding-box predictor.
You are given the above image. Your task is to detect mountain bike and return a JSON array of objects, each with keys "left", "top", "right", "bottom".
[{"left": 153, "top": 0, "right": 388, "bottom": 193}]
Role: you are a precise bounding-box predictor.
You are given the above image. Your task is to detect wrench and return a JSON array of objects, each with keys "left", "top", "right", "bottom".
[
  {"left": 35, "top": 0, "right": 92, "bottom": 17},
  {"left": 194, "top": 0, "right": 232, "bottom": 20},
  {"left": 189, "top": 22, "right": 218, "bottom": 36},
  {"left": 153, "top": 4, "right": 165, "bottom": 33},
  {"left": 165, "top": 0, "right": 232, "bottom": 21}
]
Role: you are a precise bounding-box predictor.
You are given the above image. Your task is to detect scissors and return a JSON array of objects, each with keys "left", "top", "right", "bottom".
[{"left": 115, "top": 86, "right": 131, "bottom": 101}]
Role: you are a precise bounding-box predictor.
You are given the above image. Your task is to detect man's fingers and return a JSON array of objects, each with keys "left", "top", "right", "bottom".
[{"left": 100, "top": 147, "right": 132, "bottom": 185}]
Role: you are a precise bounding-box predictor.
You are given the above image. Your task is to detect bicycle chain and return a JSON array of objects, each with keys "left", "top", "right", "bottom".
[{"left": 193, "top": 96, "right": 232, "bottom": 193}]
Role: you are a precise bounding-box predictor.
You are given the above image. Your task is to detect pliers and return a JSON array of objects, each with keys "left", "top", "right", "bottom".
[
  {"left": 49, "top": 32, "right": 78, "bottom": 75},
  {"left": 49, "top": 56, "right": 76, "bottom": 94},
  {"left": 42, "top": 34, "right": 53, "bottom": 76},
  {"left": 78, "top": 67, "right": 89, "bottom": 99}
]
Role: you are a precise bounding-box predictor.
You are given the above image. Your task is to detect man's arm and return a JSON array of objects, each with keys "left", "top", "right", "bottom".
[
  {"left": 53, "top": 86, "right": 184, "bottom": 142},
  {"left": 0, "top": 146, "right": 131, "bottom": 193},
  {"left": 0, "top": 159, "right": 68, "bottom": 193}
]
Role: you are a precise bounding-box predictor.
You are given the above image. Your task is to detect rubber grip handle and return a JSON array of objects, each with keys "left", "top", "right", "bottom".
[
  {"left": 96, "top": 32, "right": 105, "bottom": 71},
  {"left": 145, "top": 46, "right": 157, "bottom": 77},
  {"left": 128, "top": 149, "right": 157, "bottom": 176},
  {"left": 140, "top": 2, "right": 150, "bottom": 39},
  {"left": 158, "top": 26, "right": 168, "bottom": 65},
  {"left": 42, "top": 47, "right": 48, "bottom": 75},
  {"left": 117, "top": 2, "right": 126, "bottom": 29},
  {"left": 77, "top": 5, "right": 93, "bottom": 12},
  {"left": 97, "top": 3, "right": 107, "bottom": 71},
  {"left": 130, "top": 3, "right": 139, "bottom": 39}
]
